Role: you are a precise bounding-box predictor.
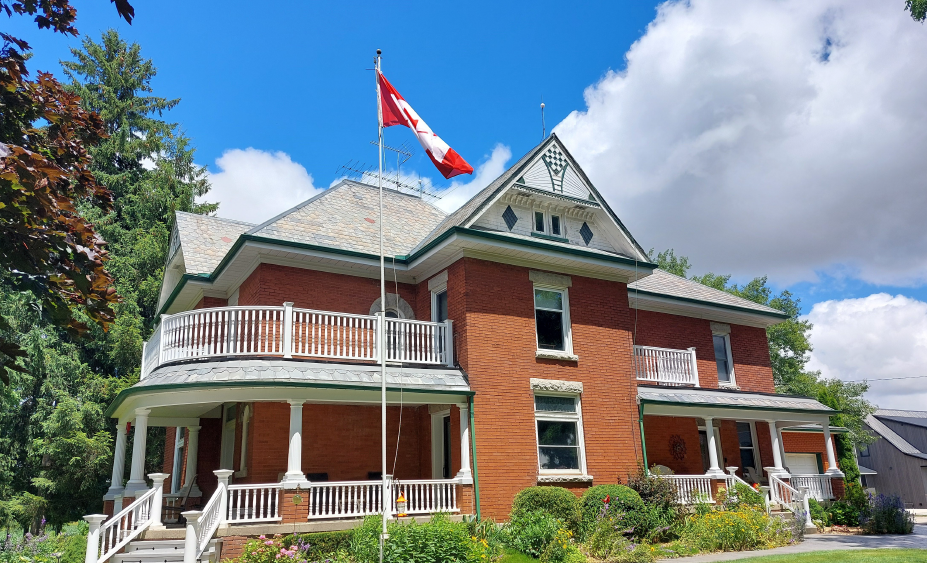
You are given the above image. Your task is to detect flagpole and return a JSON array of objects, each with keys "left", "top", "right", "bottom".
[{"left": 375, "top": 48, "right": 389, "bottom": 563}]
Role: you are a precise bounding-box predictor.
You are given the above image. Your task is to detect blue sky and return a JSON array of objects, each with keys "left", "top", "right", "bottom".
[{"left": 9, "top": 0, "right": 927, "bottom": 407}]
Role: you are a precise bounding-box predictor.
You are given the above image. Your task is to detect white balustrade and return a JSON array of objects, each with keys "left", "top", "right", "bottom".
[
  {"left": 307, "top": 481, "right": 389, "bottom": 520},
  {"left": 769, "top": 474, "right": 801, "bottom": 507},
  {"left": 195, "top": 486, "right": 225, "bottom": 559},
  {"left": 391, "top": 479, "right": 460, "bottom": 515},
  {"left": 93, "top": 486, "right": 158, "bottom": 563},
  {"left": 227, "top": 484, "right": 282, "bottom": 522},
  {"left": 633, "top": 345, "right": 699, "bottom": 386},
  {"left": 656, "top": 475, "right": 715, "bottom": 504},
  {"left": 791, "top": 475, "right": 834, "bottom": 501},
  {"left": 143, "top": 305, "right": 455, "bottom": 372}
]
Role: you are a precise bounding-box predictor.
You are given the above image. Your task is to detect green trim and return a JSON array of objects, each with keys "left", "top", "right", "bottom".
[
  {"left": 631, "top": 288, "right": 790, "bottom": 320},
  {"left": 815, "top": 453, "right": 825, "bottom": 474},
  {"left": 469, "top": 395, "right": 481, "bottom": 521},
  {"left": 105, "top": 377, "right": 474, "bottom": 417},
  {"left": 638, "top": 398, "right": 838, "bottom": 416},
  {"left": 639, "top": 402, "right": 649, "bottom": 475},
  {"left": 530, "top": 232, "right": 570, "bottom": 243}
]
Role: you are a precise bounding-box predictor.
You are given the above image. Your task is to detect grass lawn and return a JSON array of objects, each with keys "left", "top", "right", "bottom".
[
  {"left": 727, "top": 549, "right": 927, "bottom": 562},
  {"left": 500, "top": 549, "right": 539, "bottom": 563}
]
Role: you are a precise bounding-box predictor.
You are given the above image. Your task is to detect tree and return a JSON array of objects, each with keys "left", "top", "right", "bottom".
[{"left": 907, "top": 0, "right": 927, "bottom": 21}]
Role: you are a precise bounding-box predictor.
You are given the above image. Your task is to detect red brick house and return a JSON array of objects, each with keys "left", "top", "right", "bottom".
[{"left": 88, "top": 135, "right": 844, "bottom": 562}]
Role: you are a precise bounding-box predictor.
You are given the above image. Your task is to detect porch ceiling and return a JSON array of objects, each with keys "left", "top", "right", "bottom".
[
  {"left": 638, "top": 386, "right": 835, "bottom": 424},
  {"left": 107, "top": 358, "right": 472, "bottom": 421}
]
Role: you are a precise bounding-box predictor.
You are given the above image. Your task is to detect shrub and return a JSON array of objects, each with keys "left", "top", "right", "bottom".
[
  {"left": 808, "top": 498, "right": 827, "bottom": 528},
  {"left": 349, "top": 515, "right": 502, "bottom": 563},
  {"left": 578, "top": 485, "right": 643, "bottom": 537},
  {"left": 826, "top": 499, "right": 860, "bottom": 526},
  {"left": 680, "top": 508, "right": 791, "bottom": 552},
  {"left": 503, "top": 510, "right": 562, "bottom": 559},
  {"left": 845, "top": 482, "right": 870, "bottom": 519},
  {"left": 539, "top": 529, "right": 585, "bottom": 563},
  {"left": 626, "top": 465, "right": 676, "bottom": 509},
  {"left": 512, "top": 487, "right": 581, "bottom": 531},
  {"left": 862, "top": 494, "right": 914, "bottom": 535},
  {"left": 585, "top": 516, "right": 657, "bottom": 563},
  {"left": 717, "top": 483, "right": 764, "bottom": 512}
]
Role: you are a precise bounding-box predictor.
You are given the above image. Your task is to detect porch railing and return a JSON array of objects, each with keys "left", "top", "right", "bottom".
[
  {"left": 141, "top": 304, "right": 455, "bottom": 378},
  {"left": 392, "top": 479, "right": 460, "bottom": 515},
  {"left": 633, "top": 345, "right": 699, "bottom": 387},
  {"left": 791, "top": 474, "right": 834, "bottom": 501},
  {"left": 656, "top": 475, "right": 714, "bottom": 504},
  {"left": 306, "top": 480, "right": 391, "bottom": 520},
  {"left": 227, "top": 483, "right": 282, "bottom": 523},
  {"left": 92, "top": 487, "right": 158, "bottom": 563}
]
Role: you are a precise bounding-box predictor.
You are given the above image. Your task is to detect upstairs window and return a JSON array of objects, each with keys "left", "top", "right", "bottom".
[
  {"left": 533, "top": 211, "right": 564, "bottom": 238},
  {"left": 711, "top": 324, "right": 736, "bottom": 386},
  {"left": 433, "top": 290, "right": 448, "bottom": 322},
  {"left": 535, "top": 394, "right": 585, "bottom": 473},
  {"left": 550, "top": 215, "right": 562, "bottom": 236},
  {"left": 535, "top": 288, "right": 568, "bottom": 352},
  {"left": 534, "top": 211, "right": 545, "bottom": 233}
]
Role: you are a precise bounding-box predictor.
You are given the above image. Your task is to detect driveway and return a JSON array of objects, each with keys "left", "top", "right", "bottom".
[{"left": 659, "top": 524, "right": 927, "bottom": 562}]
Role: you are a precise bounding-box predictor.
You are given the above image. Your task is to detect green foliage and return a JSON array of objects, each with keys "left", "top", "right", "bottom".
[
  {"left": 907, "top": 0, "right": 927, "bottom": 21},
  {"left": 585, "top": 517, "right": 658, "bottom": 562},
  {"left": 717, "top": 483, "right": 765, "bottom": 512},
  {"left": 349, "top": 515, "right": 503, "bottom": 563},
  {"left": 539, "top": 529, "right": 584, "bottom": 563},
  {"left": 647, "top": 249, "right": 691, "bottom": 278},
  {"left": 512, "top": 487, "right": 581, "bottom": 532},
  {"left": 863, "top": 494, "right": 914, "bottom": 535},
  {"left": 625, "top": 465, "right": 676, "bottom": 510},
  {"left": 844, "top": 482, "right": 870, "bottom": 517},
  {"left": 578, "top": 485, "right": 643, "bottom": 538},
  {"left": 504, "top": 511, "right": 562, "bottom": 560},
  {"left": 679, "top": 508, "right": 791, "bottom": 552},
  {"left": 808, "top": 498, "right": 827, "bottom": 527}
]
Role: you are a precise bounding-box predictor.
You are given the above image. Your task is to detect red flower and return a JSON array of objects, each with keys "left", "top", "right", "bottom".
[{"left": 603, "top": 495, "right": 610, "bottom": 504}]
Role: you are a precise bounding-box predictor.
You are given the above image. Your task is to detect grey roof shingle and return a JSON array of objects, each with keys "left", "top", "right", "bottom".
[
  {"left": 866, "top": 414, "right": 927, "bottom": 459},
  {"left": 638, "top": 386, "right": 835, "bottom": 413},
  {"left": 247, "top": 180, "right": 447, "bottom": 257},
  {"left": 628, "top": 269, "right": 787, "bottom": 317},
  {"left": 174, "top": 212, "right": 254, "bottom": 274},
  {"left": 874, "top": 409, "right": 927, "bottom": 429},
  {"left": 139, "top": 358, "right": 471, "bottom": 393}
]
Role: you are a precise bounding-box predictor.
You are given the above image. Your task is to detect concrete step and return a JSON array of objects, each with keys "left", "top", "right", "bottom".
[{"left": 115, "top": 540, "right": 219, "bottom": 563}]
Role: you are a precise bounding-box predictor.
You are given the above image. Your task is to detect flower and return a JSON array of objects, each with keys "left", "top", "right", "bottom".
[
  {"left": 259, "top": 535, "right": 266, "bottom": 540},
  {"left": 264, "top": 541, "right": 274, "bottom": 546}
]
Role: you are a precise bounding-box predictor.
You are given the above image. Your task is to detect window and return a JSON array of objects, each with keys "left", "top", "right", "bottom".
[
  {"left": 171, "top": 428, "right": 185, "bottom": 494},
  {"left": 433, "top": 290, "right": 448, "bottom": 323},
  {"left": 736, "top": 421, "right": 760, "bottom": 472},
  {"left": 712, "top": 334, "right": 735, "bottom": 385},
  {"left": 533, "top": 211, "right": 565, "bottom": 238},
  {"left": 550, "top": 215, "right": 562, "bottom": 236},
  {"left": 534, "top": 395, "right": 585, "bottom": 473},
  {"left": 534, "top": 288, "right": 570, "bottom": 352},
  {"left": 534, "top": 211, "right": 545, "bottom": 233},
  {"left": 858, "top": 443, "right": 870, "bottom": 458}
]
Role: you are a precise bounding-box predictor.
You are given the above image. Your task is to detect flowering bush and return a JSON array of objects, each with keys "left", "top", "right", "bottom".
[
  {"left": 584, "top": 516, "right": 657, "bottom": 563},
  {"left": 862, "top": 494, "right": 914, "bottom": 535},
  {"left": 578, "top": 485, "right": 643, "bottom": 537},
  {"left": 350, "top": 514, "right": 502, "bottom": 563},
  {"left": 679, "top": 508, "right": 791, "bottom": 552},
  {"left": 503, "top": 510, "right": 561, "bottom": 559},
  {"left": 539, "top": 529, "right": 584, "bottom": 563},
  {"left": 0, "top": 526, "right": 87, "bottom": 563},
  {"left": 716, "top": 483, "right": 764, "bottom": 512}
]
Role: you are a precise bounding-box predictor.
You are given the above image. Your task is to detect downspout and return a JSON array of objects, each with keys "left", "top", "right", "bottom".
[
  {"left": 638, "top": 402, "right": 649, "bottom": 475},
  {"left": 469, "top": 395, "right": 481, "bottom": 521}
]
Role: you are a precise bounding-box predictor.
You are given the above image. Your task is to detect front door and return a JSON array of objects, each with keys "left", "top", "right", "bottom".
[{"left": 431, "top": 411, "right": 451, "bottom": 479}]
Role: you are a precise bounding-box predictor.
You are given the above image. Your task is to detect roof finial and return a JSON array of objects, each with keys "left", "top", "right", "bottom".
[{"left": 541, "top": 98, "right": 546, "bottom": 140}]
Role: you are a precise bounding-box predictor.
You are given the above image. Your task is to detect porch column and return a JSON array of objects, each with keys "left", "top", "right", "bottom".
[
  {"left": 124, "top": 408, "right": 150, "bottom": 495},
  {"left": 183, "top": 425, "right": 203, "bottom": 496},
  {"left": 765, "top": 420, "right": 788, "bottom": 477},
  {"left": 823, "top": 423, "right": 844, "bottom": 476},
  {"left": 282, "top": 400, "right": 307, "bottom": 487},
  {"left": 455, "top": 404, "right": 473, "bottom": 484},
  {"left": 104, "top": 421, "right": 128, "bottom": 499},
  {"left": 703, "top": 417, "right": 725, "bottom": 478}
]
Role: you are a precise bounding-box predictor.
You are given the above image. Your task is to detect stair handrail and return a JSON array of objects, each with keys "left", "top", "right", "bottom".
[
  {"left": 768, "top": 474, "right": 804, "bottom": 514},
  {"left": 194, "top": 483, "right": 226, "bottom": 559},
  {"left": 92, "top": 486, "right": 159, "bottom": 563}
]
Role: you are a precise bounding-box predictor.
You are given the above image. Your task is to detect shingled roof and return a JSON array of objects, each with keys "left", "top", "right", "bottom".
[
  {"left": 174, "top": 212, "right": 254, "bottom": 274},
  {"left": 865, "top": 413, "right": 927, "bottom": 460},
  {"left": 628, "top": 269, "right": 787, "bottom": 318},
  {"left": 247, "top": 180, "right": 446, "bottom": 257}
]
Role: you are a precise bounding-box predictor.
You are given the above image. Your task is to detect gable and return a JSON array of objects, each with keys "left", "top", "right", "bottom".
[{"left": 516, "top": 143, "right": 596, "bottom": 202}]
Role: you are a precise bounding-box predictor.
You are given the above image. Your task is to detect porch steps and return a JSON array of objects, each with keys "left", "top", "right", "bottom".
[{"left": 114, "top": 539, "right": 221, "bottom": 563}]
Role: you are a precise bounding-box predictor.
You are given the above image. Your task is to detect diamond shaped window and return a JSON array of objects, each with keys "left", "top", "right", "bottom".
[
  {"left": 579, "top": 222, "right": 593, "bottom": 245},
  {"left": 502, "top": 205, "right": 518, "bottom": 231}
]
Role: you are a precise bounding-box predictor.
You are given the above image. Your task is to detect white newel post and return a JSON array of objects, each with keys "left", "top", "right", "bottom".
[
  {"left": 125, "top": 408, "right": 150, "bottom": 496},
  {"left": 105, "top": 422, "right": 128, "bottom": 499},
  {"left": 703, "top": 417, "right": 725, "bottom": 478},
  {"left": 181, "top": 511, "right": 202, "bottom": 563},
  {"left": 148, "top": 473, "right": 170, "bottom": 530},
  {"left": 183, "top": 425, "right": 203, "bottom": 496},
  {"left": 83, "top": 514, "right": 106, "bottom": 563},
  {"left": 214, "top": 469, "right": 233, "bottom": 525},
  {"left": 283, "top": 400, "right": 306, "bottom": 487},
  {"left": 283, "top": 302, "right": 294, "bottom": 359},
  {"left": 798, "top": 487, "right": 814, "bottom": 528},
  {"left": 140, "top": 341, "right": 148, "bottom": 379},
  {"left": 456, "top": 403, "right": 473, "bottom": 484},
  {"left": 823, "top": 423, "right": 844, "bottom": 476},
  {"left": 765, "top": 420, "right": 788, "bottom": 477},
  {"left": 444, "top": 319, "right": 455, "bottom": 367},
  {"left": 687, "top": 347, "right": 699, "bottom": 387}
]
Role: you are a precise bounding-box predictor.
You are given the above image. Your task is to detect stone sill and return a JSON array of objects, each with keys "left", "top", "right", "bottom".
[
  {"left": 537, "top": 474, "right": 594, "bottom": 484},
  {"left": 536, "top": 350, "right": 579, "bottom": 362}
]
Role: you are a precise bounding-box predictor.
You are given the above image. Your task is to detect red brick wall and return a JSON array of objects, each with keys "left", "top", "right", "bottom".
[
  {"left": 162, "top": 427, "right": 176, "bottom": 491},
  {"left": 782, "top": 431, "right": 838, "bottom": 472},
  {"left": 642, "top": 416, "right": 704, "bottom": 474},
  {"left": 455, "top": 258, "right": 642, "bottom": 519},
  {"left": 195, "top": 296, "right": 228, "bottom": 309},
  {"left": 632, "top": 310, "right": 774, "bottom": 393},
  {"left": 197, "top": 418, "right": 223, "bottom": 498}
]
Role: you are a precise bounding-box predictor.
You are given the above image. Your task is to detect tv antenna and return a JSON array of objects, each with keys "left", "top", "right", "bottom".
[{"left": 336, "top": 156, "right": 444, "bottom": 200}]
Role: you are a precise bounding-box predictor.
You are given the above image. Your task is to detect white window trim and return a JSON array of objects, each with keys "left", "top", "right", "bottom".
[
  {"left": 430, "top": 409, "right": 451, "bottom": 479},
  {"left": 171, "top": 428, "right": 185, "bottom": 494},
  {"left": 235, "top": 404, "right": 251, "bottom": 478},
  {"left": 533, "top": 283, "right": 577, "bottom": 361},
  {"left": 711, "top": 330, "right": 737, "bottom": 388},
  {"left": 534, "top": 392, "right": 588, "bottom": 477},
  {"left": 549, "top": 214, "right": 563, "bottom": 237},
  {"left": 532, "top": 209, "right": 566, "bottom": 238}
]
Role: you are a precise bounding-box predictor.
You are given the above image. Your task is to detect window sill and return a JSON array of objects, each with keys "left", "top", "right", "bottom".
[
  {"left": 531, "top": 232, "right": 570, "bottom": 243},
  {"left": 234, "top": 469, "right": 248, "bottom": 479},
  {"left": 538, "top": 474, "right": 594, "bottom": 484},
  {"left": 719, "top": 383, "right": 739, "bottom": 390},
  {"left": 536, "top": 350, "right": 579, "bottom": 362}
]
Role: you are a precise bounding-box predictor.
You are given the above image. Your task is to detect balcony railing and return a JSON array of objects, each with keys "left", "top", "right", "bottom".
[
  {"left": 141, "top": 303, "right": 455, "bottom": 378},
  {"left": 633, "top": 345, "right": 699, "bottom": 386}
]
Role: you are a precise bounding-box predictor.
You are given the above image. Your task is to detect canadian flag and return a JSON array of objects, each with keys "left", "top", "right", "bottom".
[{"left": 378, "top": 71, "right": 473, "bottom": 179}]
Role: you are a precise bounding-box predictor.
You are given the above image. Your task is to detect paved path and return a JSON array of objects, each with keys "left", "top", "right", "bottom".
[{"left": 658, "top": 524, "right": 927, "bottom": 562}]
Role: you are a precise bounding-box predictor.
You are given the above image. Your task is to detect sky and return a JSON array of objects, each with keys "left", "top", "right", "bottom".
[{"left": 8, "top": 0, "right": 927, "bottom": 409}]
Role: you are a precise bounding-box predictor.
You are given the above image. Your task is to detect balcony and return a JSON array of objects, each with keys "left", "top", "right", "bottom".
[
  {"left": 141, "top": 304, "right": 455, "bottom": 379},
  {"left": 633, "top": 344, "right": 699, "bottom": 387}
]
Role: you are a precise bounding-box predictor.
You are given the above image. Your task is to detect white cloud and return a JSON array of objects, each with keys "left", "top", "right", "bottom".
[
  {"left": 435, "top": 144, "right": 512, "bottom": 213},
  {"left": 205, "top": 148, "right": 323, "bottom": 224},
  {"left": 554, "top": 0, "right": 927, "bottom": 285},
  {"left": 806, "top": 294, "right": 927, "bottom": 409}
]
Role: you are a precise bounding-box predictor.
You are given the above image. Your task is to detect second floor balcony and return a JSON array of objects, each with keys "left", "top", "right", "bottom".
[
  {"left": 142, "top": 303, "right": 455, "bottom": 378},
  {"left": 633, "top": 344, "right": 699, "bottom": 387}
]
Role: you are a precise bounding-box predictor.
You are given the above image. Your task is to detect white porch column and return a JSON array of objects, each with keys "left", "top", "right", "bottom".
[
  {"left": 703, "top": 417, "right": 726, "bottom": 478},
  {"left": 765, "top": 420, "right": 788, "bottom": 477},
  {"left": 455, "top": 404, "right": 473, "bottom": 484},
  {"left": 282, "top": 400, "right": 307, "bottom": 487},
  {"left": 124, "top": 408, "right": 150, "bottom": 495},
  {"left": 104, "top": 422, "right": 128, "bottom": 499},
  {"left": 183, "top": 426, "right": 203, "bottom": 497},
  {"left": 823, "top": 423, "right": 844, "bottom": 476}
]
